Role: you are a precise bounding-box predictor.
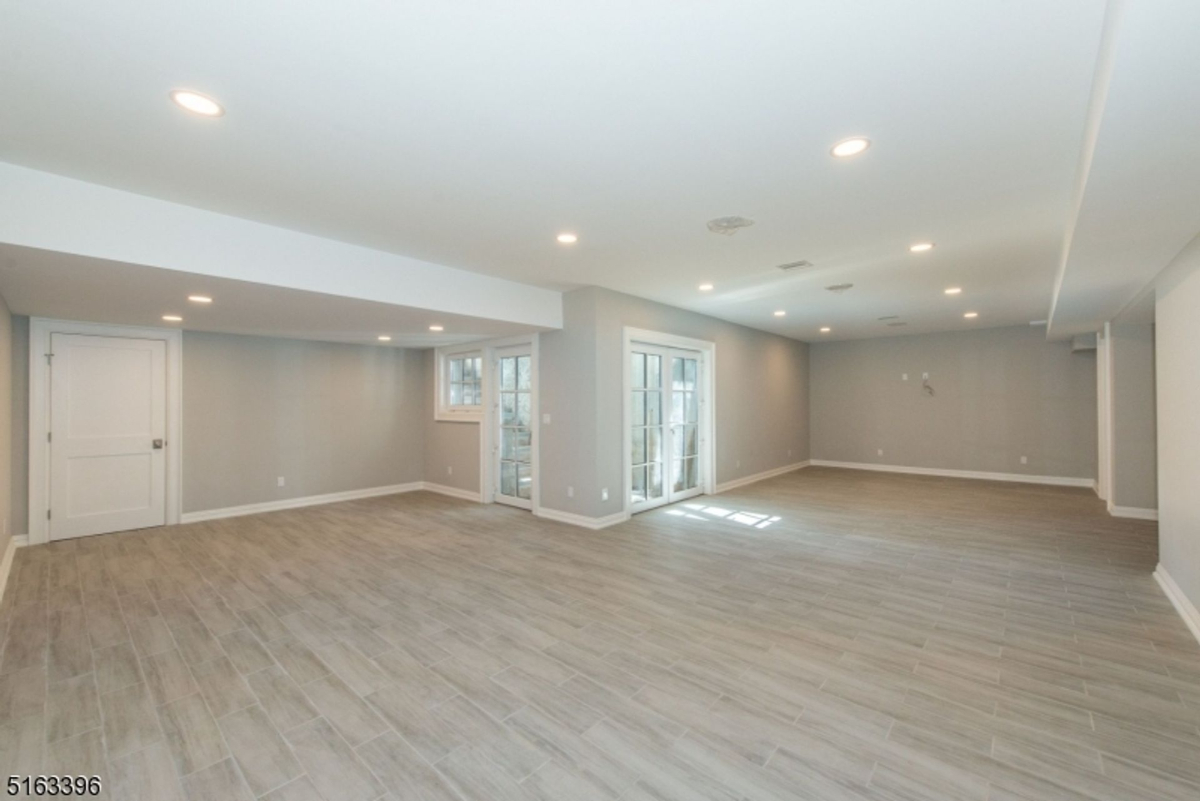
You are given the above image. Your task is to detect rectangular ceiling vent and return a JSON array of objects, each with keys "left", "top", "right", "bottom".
[{"left": 777, "top": 260, "right": 814, "bottom": 272}]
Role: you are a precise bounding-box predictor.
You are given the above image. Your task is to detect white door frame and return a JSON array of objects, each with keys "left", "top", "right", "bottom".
[
  {"left": 622, "top": 327, "right": 716, "bottom": 517},
  {"left": 29, "top": 318, "right": 183, "bottom": 545},
  {"left": 478, "top": 333, "right": 540, "bottom": 515}
]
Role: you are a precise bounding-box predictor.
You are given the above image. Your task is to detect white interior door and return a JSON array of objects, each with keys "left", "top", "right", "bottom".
[
  {"left": 495, "top": 345, "right": 534, "bottom": 509},
  {"left": 630, "top": 345, "right": 704, "bottom": 512},
  {"left": 49, "top": 333, "right": 168, "bottom": 540}
]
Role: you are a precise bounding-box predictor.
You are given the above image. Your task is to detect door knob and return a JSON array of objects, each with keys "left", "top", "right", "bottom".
[{"left": 153, "top": 439, "right": 164, "bottom": 449}]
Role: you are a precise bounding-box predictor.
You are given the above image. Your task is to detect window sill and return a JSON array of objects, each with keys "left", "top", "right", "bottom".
[{"left": 434, "top": 409, "right": 483, "bottom": 423}]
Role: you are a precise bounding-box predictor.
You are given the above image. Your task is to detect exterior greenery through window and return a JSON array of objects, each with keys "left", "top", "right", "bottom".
[{"left": 449, "top": 355, "right": 483, "bottom": 408}]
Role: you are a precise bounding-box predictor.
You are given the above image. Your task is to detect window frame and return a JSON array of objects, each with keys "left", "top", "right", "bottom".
[{"left": 435, "top": 344, "right": 485, "bottom": 422}]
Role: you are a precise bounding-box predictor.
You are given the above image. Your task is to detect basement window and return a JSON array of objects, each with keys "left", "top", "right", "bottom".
[{"left": 435, "top": 346, "right": 484, "bottom": 422}]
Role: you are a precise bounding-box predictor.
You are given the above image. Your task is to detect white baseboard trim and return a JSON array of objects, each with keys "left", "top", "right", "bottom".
[
  {"left": 808, "top": 460, "right": 1096, "bottom": 489},
  {"left": 1154, "top": 564, "right": 1200, "bottom": 645},
  {"left": 1108, "top": 505, "right": 1158, "bottom": 521},
  {"left": 536, "top": 507, "right": 630, "bottom": 530},
  {"left": 716, "top": 461, "right": 811, "bottom": 494},
  {"left": 420, "top": 483, "right": 483, "bottom": 503},
  {"left": 181, "top": 482, "right": 425, "bottom": 523},
  {"left": 0, "top": 534, "right": 28, "bottom": 603}
]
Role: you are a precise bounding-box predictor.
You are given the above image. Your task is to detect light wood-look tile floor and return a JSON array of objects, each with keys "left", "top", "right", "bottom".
[{"left": 2, "top": 467, "right": 1199, "bottom": 801}]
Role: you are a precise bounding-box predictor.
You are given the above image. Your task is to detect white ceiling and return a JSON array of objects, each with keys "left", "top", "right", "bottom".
[
  {"left": 0, "top": 245, "right": 537, "bottom": 348},
  {"left": 1, "top": 0, "right": 1183, "bottom": 342}
]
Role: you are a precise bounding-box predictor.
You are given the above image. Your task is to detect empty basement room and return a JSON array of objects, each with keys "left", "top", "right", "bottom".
[{"left": 3, "top": 2, "right": 1200, "bottom": 800}]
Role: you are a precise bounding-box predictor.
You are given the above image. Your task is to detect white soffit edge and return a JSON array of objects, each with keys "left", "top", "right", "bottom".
[{"left": 0, "top": 162, "right": 563, "bottom": 330}]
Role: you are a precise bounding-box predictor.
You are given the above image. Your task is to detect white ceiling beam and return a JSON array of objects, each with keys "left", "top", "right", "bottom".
[{"left": 0, "top": 162, "right": 562, "bottom": 330}]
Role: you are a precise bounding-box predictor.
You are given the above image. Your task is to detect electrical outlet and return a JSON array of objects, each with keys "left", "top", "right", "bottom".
[
  {"left": 447, "top": 466, "right": 453, "bottom": 476},
  {"left": 601, "top": 488, "right": 609, "bottom": 502},
  {"left": 277, "top": 476, "right": 285, "bottom": 487},
  {"left": 567, "top": 486, "right": 574, "bottom": 498},
  {"left": 1020, "top": 456, "right": 1028, "bottom": 465}
]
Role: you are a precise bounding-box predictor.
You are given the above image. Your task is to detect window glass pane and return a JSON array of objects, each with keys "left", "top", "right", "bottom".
[
  {"left": 685, "top": 391, "right": 698, "bottom": 423},
  {"left": 501, "top": 463, "right": 517, "bottom": 496},
  {"left": 450, "top": 358, "right": 463, "bottom": 381},
  {"left": 517, "top": 356, "right": 531, "bottom": 391},
  {"left": 472, "top": 357, "right": 482, "bottom": 380},
  {"left": 450, "top": 382, "right": 463, "bottom": 406},
  {"left": 472, "top": 380, "right": 483, "bottom": 405},
  {"left": 518, "top": 463, "right": 532, "bottom": 499},
  {"left": 649, "top": 462, "right": 663, "bottom": 498},
  {"left": 672, "top": 357, "right": 684, "bottom": 390},
  {"left": 465, "top": 384, "right": 477, "bottom": 406},
  {"left": 631, "top": 466, "right": 646, "bottom": 503},
  {"left": 632, "top": 391, "right": 645, "bottom": 426},
  {"left": 684, "top": 358, "right": 697, "bottom": 390},
  {"left": 501, "top": 357, "right": 515, "bottom": 391},
  {"left": 502, "top": 393, "right": 517, "bottom": 424},
  {"left": 671, "top": 391, "right": 684, "bottom": 424},
  {"left": 517, "top": 392, "right": 532, "bottom": 426},
  {"left": 631, "top": 353, "right": 646, "bottom": 389},
  {"left": 632, "top": 428, "right": 646, "bottom": 465},
  {"left": 647, "top": 391, "right": 662, "bottom": 425},
  {"left": 464, "top": 358, "right": 477, "bottom": 381},
  {"left": 647, "top": 426, "right": 661, "bottom": 463},
  {"left": 514, "top": 428, "right": 531, "bottom": 464},
  {"left": 648, "top": 355, "right": 662, "bottom": 389}
]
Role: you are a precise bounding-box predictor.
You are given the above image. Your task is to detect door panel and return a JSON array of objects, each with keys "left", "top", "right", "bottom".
[
  {"left": 496, "top": 346, "right": 533, "bottom": 509},
  {"left": 630, "top": 345, "right": 703, "bottom": 512},
  {"left": 50, "top": 334, "right": 167, "bottom": 540}
]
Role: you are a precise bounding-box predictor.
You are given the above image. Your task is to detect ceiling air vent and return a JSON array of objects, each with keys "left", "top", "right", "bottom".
[
  {"left": 825, "top": 283, "right": 854, "bottom": 294},
  {"left": 777, "top": 259, "right": 813, "bottom": 272},
  {"left": 706, "top": 216, "right": 755, "bottom": 236}
]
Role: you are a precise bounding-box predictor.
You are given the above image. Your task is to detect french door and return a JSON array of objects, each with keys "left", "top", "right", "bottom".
[
  {"left": 630, "top": 345, "right": 704, "bottom": 512},
  {"left": 494, "top": 345, "right": 534, "bottom": 509}
]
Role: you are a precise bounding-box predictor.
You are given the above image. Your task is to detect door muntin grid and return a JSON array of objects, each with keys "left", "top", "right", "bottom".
[
  {"left": 498, "top": 354, "right": 532, "bottom": 501},
  {"left": 670, "top": 355, "right": 700, "bottom": 494},
  {"left": 630, "top": 351, "right": 664, "bottom": 505},
  {"left": 631, "top": 347, "right": 702, "bottom": 510}
]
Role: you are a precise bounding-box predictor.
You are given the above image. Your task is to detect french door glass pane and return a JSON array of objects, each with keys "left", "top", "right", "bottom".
[
  {"left": 632, "top": 428, "right": 646, "bottom": 464},
  {"left": 498, "top": 353, "right": 533, "bottom": 502},
  {"left": 632, "top": 353, "right": 646, "bottom": 389},
  {"left": 649, "top": 462, "right": 663, "bottom": 498},
  {"left": 648, "top": 354, "right": 662, "bottom": 389},
  {"left": 632, "top": 466, "right": 647, "bottom": 502},
  {"left": 633, "top": 391, "right": 645, "bottom": 425},
  {"left": 647, "top": 426, "right": 661, "bottom": 463}
]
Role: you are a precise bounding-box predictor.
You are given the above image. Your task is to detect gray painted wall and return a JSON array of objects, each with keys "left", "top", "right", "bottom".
[
  {"left": 809, "top": 325, "right": 1097, "bottom": 480},
  {"left": 0, "top": 298, "right": 12, "bottom": 556},
  {"left": 183, "top": 332, "right": 425, "bottom": 512},
  {"left": 421, "top": 349, "right": 481, "bottom": 494},
  {"left": 1155, "top": 233, "right": 1200, "bottom": 615},
  {"left": 1109, "top": 323, "right": 1157, "bottom": 510},
  {"left": 540, "top": 287, "right": 811, "bottom": 519},
  {"left": 9, "top": 316, "right": 28, "bottom": 538}
]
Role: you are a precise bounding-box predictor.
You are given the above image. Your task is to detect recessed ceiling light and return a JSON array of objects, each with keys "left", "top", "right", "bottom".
[
  {"left": 831, "top": 137, "right": 871, "bottom": 158},
  {"left": 910, "top": 242, "right": 935, "bottom": 253},
  {"left": 944, "top": 287, "right": 962, "bottom": 295},
  {"left": 377, "top": 335, "right": 392, "bottom": 342},
  {"left": 964, "top": 312, "right": 979, "bottom": 319},
  {"left": 698, "top": 283, "right": 714, "bottom": 292},
  {"left": 170, "top": 90, "right": 224, "bottom": 117},
  {"left": 429, "top": 325, "right": 444, "bottom": 332},
  {"left": 556, "top": 233, "right": 578, "bottom": 245},
  {"left": 162, "top": 315, "right": 183, "bottom": 322},
  {"left": 773, "top": 310, "right": 786, "bottom": 317},
  {"left": 188, "top": 295, "right": 213, "bottom": 304},
  {"left": 820, "top": 327, "right": 831, "bottom": 333}
]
